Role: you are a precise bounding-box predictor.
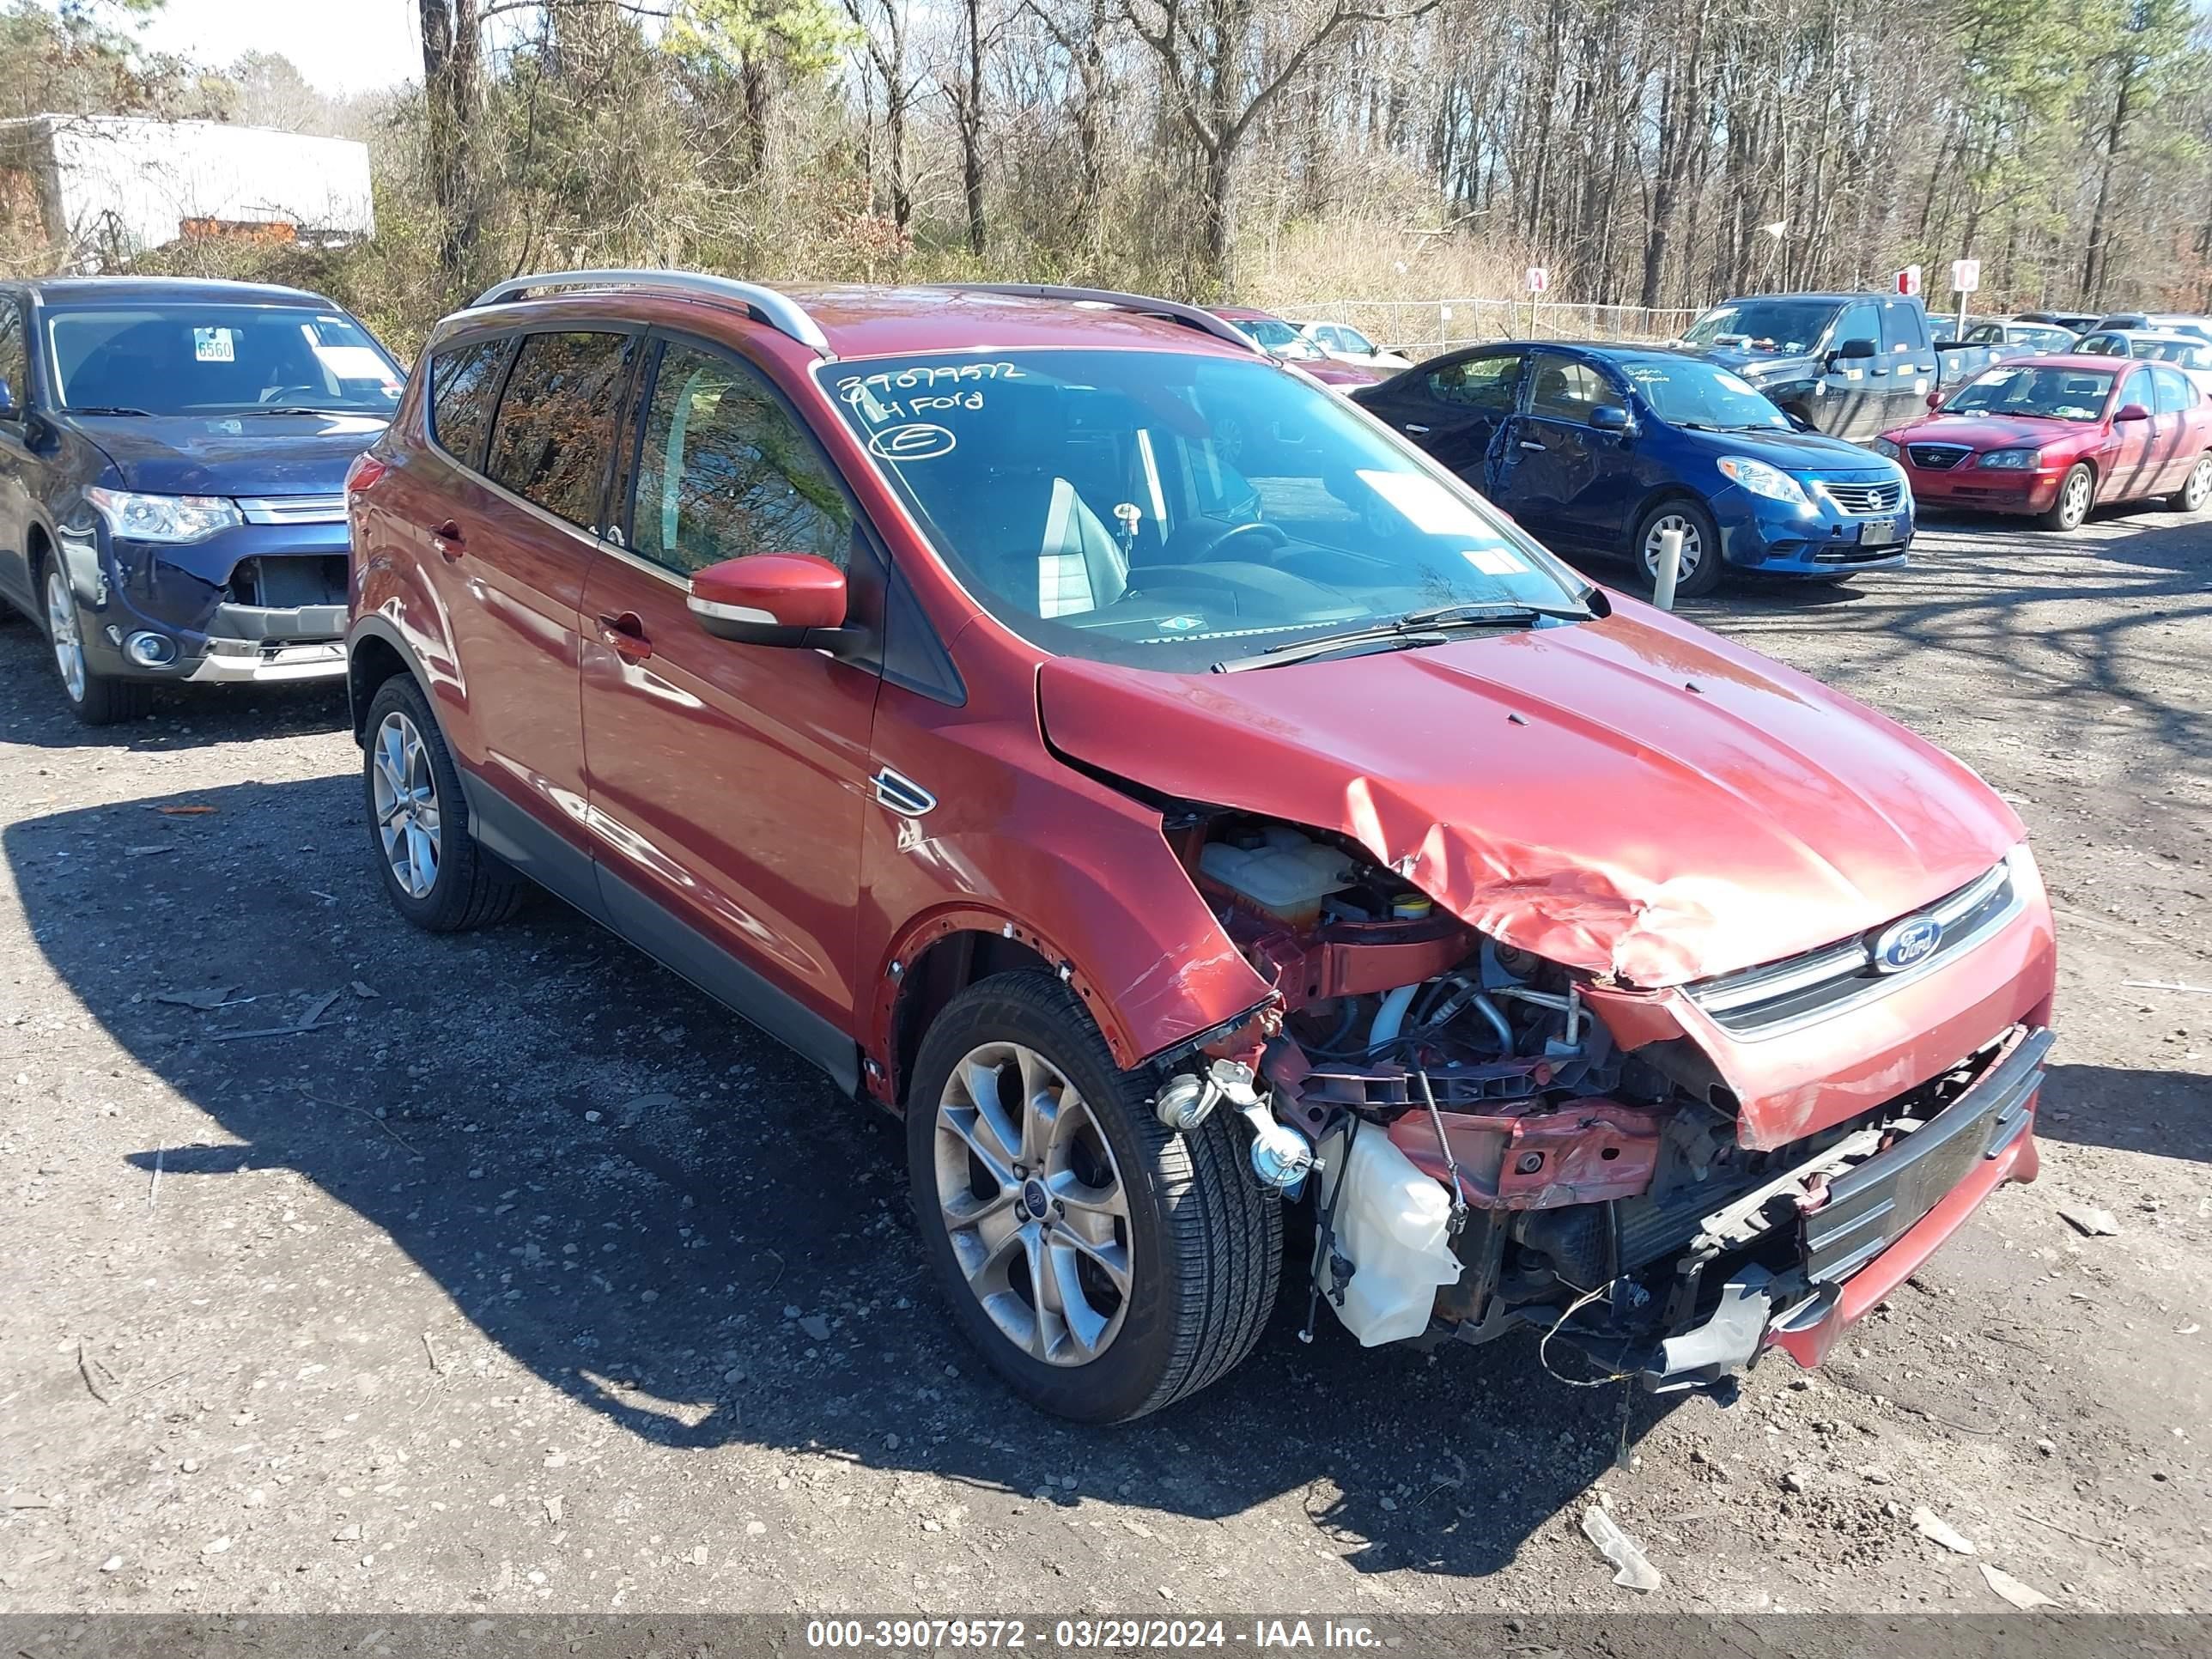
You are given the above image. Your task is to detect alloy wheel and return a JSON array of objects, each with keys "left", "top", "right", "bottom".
[
  {"left": 371, "top": 710, "right": 442, "bottom": 900},
  {"left": 45, "top": 569, "right": 85, "bottom": 703},
  {"left": 932, "top": 1042, "right": 1133, "bottom": 1367},
  {"left": 2188, "top": 458, "right": 2212, "bottom": 510},
  {"left": 2062, "top": 469, "right": 2092, "bottom": 525},
  {"left": 1643, "top": 514, "right": 1705, "bottom": 580}
]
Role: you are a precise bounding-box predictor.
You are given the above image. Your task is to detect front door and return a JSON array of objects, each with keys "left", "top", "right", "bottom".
[
  {"left": 1818, "top": 300, "right": 1885, "bottom": 439},
  {"left": 2106, "top": 366, "right": 2160, "bottom": 501},
  {"left": 579, "top": 333, "right": 879, "bottom": 1074},
  {"left": 1492, "top": 351, "right": 1634, "bottom": 553}
]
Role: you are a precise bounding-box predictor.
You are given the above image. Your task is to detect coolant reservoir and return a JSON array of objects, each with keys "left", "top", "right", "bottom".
[
  {"left": 1199, "top": 827, "right": 1352, "bottom": 926},
  {"left": 1314, "top": 1126, "right": 1463, "bottom": 1346}
]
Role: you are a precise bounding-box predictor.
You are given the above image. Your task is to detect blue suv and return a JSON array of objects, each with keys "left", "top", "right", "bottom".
[
  {"left": 1354, "top": 342, "right": 1913, "bottom": 596},
  {"left": 0, "top": 277, "right": 402, "bottom": 723}
]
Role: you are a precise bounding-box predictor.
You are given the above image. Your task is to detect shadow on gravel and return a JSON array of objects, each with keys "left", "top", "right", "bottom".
[
  {"left": 7, "top": 775, "right": 1683, "bottom": 1582},
  {"left": 0, "top": 613, "right": 349, "bottom": 750},
  {"left": 2036, "top": 1061, "right": 2212, "bottom": 1164}
]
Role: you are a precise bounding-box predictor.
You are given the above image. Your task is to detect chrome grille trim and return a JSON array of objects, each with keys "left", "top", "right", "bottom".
[
  {"left": 1817, "top": 478, "right": 1906, "bottom": 515},
  {"left": 1685, "top": 856, "right": 2023, "bottom": 1038},
  {"left": 1906, "top": 443, "right": 1970, "bottom": 471},
  {"left": 235, "top": 495, "right": 348, "bottom": 526}
]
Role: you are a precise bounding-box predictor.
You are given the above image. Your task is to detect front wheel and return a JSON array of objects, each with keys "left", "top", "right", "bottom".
[
  {"left": 908, "top": 972, "right": 1280, "bottom": 1423},
  {"left": 44, "top": 564, "right": 150, "bottom": 726},
  {"left": 2171, "top": 453, "right": 2212, "bottom": 514},
  {"left": 2039, "top": 463, "right": 2094, "bottom": 532},
  {"left": 1632, "top": 500, "right": 1725, "bottom": 599}
]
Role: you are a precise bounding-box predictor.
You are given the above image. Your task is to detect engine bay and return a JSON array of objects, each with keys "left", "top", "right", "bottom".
[{"left": 1163, "top": 810, "right": 2027, "bottom": 1391}]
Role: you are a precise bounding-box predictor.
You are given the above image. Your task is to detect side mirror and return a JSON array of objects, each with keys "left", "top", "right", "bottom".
[
  {"left": 2114, "top": 402, "right": 2152, "bottom": 423},
  {"left": 1926, "top": 391, "right": 1943, "bottom": 410},
  {"left": 1589, "top": 404, "right": 1633, "bottom": 433},
  {"left": 687, "top": 553, "right": 849, "bottom": 647},
  {"left": 0, "top": 376, "right": 16, "bottom": 420},
  {"left": 1832, "top": 337, "right": 1878, "bottom": 362}
]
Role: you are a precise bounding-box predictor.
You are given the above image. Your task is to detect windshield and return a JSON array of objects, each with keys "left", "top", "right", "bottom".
[
  {"left": 1942, "top": 364, "right": 2116, "bottom": 422},
  {"left": 1680, "top": 300, "right": 1840, "bottom": 354},
  {"left": 1231, "top": 318, "right": 1320, "bottom": 357},
  {"left": 1620, "top": 357, "right": 1787, "bottom": 430},
  {"left": 46, "top": 304, "right": 402, "bottom": 416},
  {"left": 2009, "top": 325, "right": 2077, "bottom": 352},
  {"left": 828, "top": 349, "right": 1591, "bottom": 671}
]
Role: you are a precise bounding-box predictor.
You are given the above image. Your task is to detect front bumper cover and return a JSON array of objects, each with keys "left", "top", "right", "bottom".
[{"left": 1639, "top": 1024, "right": 2050, "bottom": 1392}]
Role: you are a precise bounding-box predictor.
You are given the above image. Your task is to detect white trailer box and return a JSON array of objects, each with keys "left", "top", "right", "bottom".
[{"left": 0, "top": 115, "right": 374, "bottom": 265}]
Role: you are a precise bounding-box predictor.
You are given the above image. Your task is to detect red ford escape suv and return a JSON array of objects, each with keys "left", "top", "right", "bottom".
[{"left": 345, "top": 271, "right": 2057, "bottom": 1424}]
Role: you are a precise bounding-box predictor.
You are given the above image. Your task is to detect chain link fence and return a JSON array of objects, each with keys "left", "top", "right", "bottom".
[{"left": 1291, "top": 298, "right": 1705, "bottom": 358}]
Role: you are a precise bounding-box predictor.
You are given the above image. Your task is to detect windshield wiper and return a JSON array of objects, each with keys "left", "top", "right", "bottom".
[
  {"left": 67, "top": 405, "right": 152, "bottom": 416},
  {"left": 1213, "top": 601, "right": 1590, "bottom": 674},
  {"left": 237, "top": 406, "right": 345, "bottom": 417}
]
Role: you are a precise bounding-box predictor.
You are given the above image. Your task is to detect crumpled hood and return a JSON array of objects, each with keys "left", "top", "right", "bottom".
[
  {"left": 70, "top": 412, "right": 387, "bottom": 496},
  {"left": 1038, "top": 601, "right": 2022, "bottom": 988},
  {"left": 1695, "top": 343, "right": 1818, "bottom": 380}
]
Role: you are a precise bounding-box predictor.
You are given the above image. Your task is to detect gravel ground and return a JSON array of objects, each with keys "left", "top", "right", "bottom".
[{"left": 1, "top": 506, "right": 2207, "bottom": 1619}]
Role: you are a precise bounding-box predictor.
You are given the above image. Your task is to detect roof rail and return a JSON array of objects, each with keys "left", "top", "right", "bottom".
[
  {"left": 467, "top": 269, "right": 831, "bottom": 356},
  {"left": 935, "top": 284, "right": 1261, "bottom": 353}
]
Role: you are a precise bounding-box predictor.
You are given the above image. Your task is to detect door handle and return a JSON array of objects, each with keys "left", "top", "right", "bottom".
[
  {"left": 1519, "top": 440, "right": 1547, "bottom": 452},
  {"left": 1403, "top": 422, "right": 1431, "bottom": 434},
  {"left": 597, "top": 611, "right": 653, "bottom": 662},
  {"left": 431, "top": 520, "right": 465, "bottom": 562}
]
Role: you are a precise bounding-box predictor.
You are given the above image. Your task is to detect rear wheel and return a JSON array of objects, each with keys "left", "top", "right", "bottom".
[
  {"left": 362, "top": 673, "right": 526, "bottom": 932},
  {"left": 2172, "top": 453, "right": 2212, "bottom": 513},
  {"left": 2039, "top": 463, "right": 2094, "bottom": 531},
  {"left": 1633, "top": 500, "right": 1725, "bottom": 599},
  {"left": 908, "top": 972, "right": 1280, "bottom": 1422},
  {"left": 44, "top": 563, "right": 150, "bottom": 726}
]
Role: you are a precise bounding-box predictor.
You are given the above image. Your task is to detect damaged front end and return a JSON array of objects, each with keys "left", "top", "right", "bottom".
[
  {"left": 62, "top": 489, "right": 352, "bottom": 684},
  {"left": 1144, "top": 811, "right": 2056, "bottom": 1399}
]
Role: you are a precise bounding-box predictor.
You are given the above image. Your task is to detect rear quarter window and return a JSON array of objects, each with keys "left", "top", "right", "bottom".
[{"left": 428, "top": 337, "right": 510, "bottom": 468}]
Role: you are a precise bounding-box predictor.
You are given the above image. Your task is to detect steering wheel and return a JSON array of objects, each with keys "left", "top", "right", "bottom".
[
  {"left": 259, "top": 386, "right": 326, "bottom": 404},
  {"left": 1188, "top": 520, "right": 1291, "bottom": 562}
]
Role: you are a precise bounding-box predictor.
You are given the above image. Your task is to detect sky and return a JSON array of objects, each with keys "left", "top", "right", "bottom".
[{"left": 125, "top": 0, "right": 424, "bottom": 98}]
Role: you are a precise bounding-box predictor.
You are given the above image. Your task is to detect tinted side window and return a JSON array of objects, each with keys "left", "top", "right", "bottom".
[
  {"left": 2153, "top": 366, "right": 2195, "bottom": 413},
  {"left": 629, "top": 341, "right": 853, "bottom": 576},
  {"left": 1527, "top": 354, "right": 1613, "bottom": 422},
  {"left": 1878, "top": 300, "right": 1924, "bottom": 354},
  {"left": 485, "top": 331, "right": 632, "bottom": 531},
  {"left": 1426, "top": 353, "right": 1521, "bottom": 410},
  {"left": 428, "top": 337, "right": 508, "bottom": 467},
  {"left": 0, "top": 300, "right": 27, "bottom": 409},
  {"left": 1832, "top": 302, "right": 1879, "bottom": 353}
]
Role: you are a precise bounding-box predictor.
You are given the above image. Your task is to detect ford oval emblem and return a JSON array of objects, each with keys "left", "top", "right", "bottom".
[{"left": 1872, "top": 914, "right": 1943, "bottom": 974}]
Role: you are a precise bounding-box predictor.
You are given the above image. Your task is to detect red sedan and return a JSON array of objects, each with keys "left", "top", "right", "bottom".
[{"left": 1877, "top": 353, "right": 2212, "bottom": 530}]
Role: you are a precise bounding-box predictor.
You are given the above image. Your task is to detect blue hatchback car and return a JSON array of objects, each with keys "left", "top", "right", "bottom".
[{"left": 1352, "top": 342, "right": 1913, "bottom": 595}]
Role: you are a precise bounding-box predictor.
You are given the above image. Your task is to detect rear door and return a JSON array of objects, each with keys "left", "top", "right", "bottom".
[
  {"left": 577, "top": 331, "right": 881, "bottom": 1079},
  {"left": 1374, "top": 349, "right": 1527, "bottom": 487},
  {"left": 2148, "top": 366, "right": 2199, "bottom": 490},
  {"left": 1880, "top": 300, "right": 1939, "bottom": 427},
  {"left": 438, "top": 326, "right": 637, "bottom": 899},
  {"left": 1492, "top": 351, "right": 1633, "bottom": 552}
]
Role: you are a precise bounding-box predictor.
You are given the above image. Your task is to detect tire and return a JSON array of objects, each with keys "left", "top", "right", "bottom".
[
  {"left": 1632, "top": 499, "right": 1725, "bottom": 599},
  {"left": 2170, "top": 453, "right": 2212, "bottom": 514},
  {"left": 908, "top": 971, "right": 1281, "bottom": 1423},
  {"left": 2039, "top": 463, "right": 2094, "bottom": 532},
  {"left": 42, "top": 562, "right": 150, "bottom": 727},
  {"left": 361, "top": 672, "right": 526, "bottom": 932}
]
